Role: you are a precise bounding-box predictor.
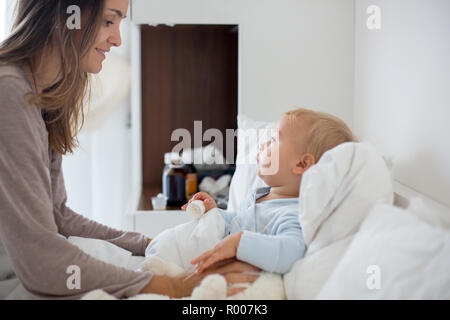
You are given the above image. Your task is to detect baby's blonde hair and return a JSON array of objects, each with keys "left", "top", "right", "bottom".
[{"left": 284, "top": 107, "right": 358, "bottom": 162}]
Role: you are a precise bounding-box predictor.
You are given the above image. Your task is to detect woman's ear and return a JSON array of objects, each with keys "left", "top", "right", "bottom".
[{"left": 292, "top": 153, "right": 316, "bottom": 175}]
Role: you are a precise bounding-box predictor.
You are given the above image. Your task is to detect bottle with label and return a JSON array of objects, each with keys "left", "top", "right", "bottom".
[
  {"left": 162, "top": 153, "right": 186, "bottom": 207},
  {"left": 184, "top": 163, "right": 198, "bottom": 200},
  {"left": 182, "top": 151, "right": 198, "bottom": 200}
]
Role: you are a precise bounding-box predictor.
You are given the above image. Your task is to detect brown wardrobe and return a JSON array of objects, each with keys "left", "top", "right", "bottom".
[{"left": 139, "top": 24, "right": 238, "bottom": 209}]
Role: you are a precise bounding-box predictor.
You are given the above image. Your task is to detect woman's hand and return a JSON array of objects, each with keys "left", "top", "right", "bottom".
[
  {"left": 139, "top": 273, "right": 203, "bottom": 299},
  {"left": 181, "top": 192, "right": 217, "bottom": 213},
  {"left": 183, "top": 258, "right": 261, "bottom": 297},
  {"left": 140, "top": 258, "right": 260, "bottom": 298},
  {"left": 202, "top": 258, "right": 261, "bottom": 296},
  {"left": 191, "top": 232, "right": 243, "bottom": 274}
]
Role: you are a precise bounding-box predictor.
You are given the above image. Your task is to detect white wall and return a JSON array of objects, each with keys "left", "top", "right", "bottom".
[
  {"left": 131, "top": 0, "right": 355, "bottom": 126},
  {"left": 0, "top": 0, "right": 15, "bottom": 42},
  {"left": 63, "top": 0, "right": 450, "bottom": 227},
  {"left": 63, "top": 20, "right": 133, "bottom": 229},
  {"left": 354, "top": 0, "right": 450, "bottom": 208},
  {"left": 63, "top": 0, "right": 450, "bottom": 228},
  {"left": 0, "top": 0, "right": 6, "bottom": 41},
  {"left": 0, "top": 1, "right": 133, "bottom": 229}
]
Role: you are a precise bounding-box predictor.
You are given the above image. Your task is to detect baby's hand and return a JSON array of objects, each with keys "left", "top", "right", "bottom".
[
  {"left": 181, "top": 192, "right": 217, "bottom": 213},
  {"left": 191, "top": 232, "right": 243, "bottom": 274}
]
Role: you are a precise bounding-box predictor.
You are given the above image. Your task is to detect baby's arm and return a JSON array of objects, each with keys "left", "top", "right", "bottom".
[
  {"left": 237, "top": 212, "right": 306, "bottom": 274},
  {"left": 191, "top": 218, "right": 304, "bottom": 275},
  {"left": 182, "top": 192, "right": 217, "bottom": 213},
  {"left": 191, "top": 231, "right": 243, "bottom": 274},
  {"left": 181, "top": 192, "right": 238, "bottom": 224}
]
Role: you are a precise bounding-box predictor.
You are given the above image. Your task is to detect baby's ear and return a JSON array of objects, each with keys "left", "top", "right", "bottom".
[{"left": 292, "top": 153, "right": 316, "bottom": 175}]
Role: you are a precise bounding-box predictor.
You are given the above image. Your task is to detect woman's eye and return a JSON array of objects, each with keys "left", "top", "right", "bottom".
[{"left": 104, "top": 20, "right": 114, "bottom": 26}]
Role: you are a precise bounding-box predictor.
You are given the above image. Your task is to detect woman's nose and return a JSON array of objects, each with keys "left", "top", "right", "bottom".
[{"left": 109, "top": 28, "right": 122, "bottom": 47}]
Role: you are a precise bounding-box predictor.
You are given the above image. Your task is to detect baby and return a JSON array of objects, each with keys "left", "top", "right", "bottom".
[{"left": 183, "top": 107, "right": 357, "bottom": 275}]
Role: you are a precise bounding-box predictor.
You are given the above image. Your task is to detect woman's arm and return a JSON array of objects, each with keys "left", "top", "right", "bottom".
[
  {"left": 50, "top": 148, "right": 149, "bottom": 256},
  {"left": 0, "top": 77, "right": 151, "bottom": 298}
]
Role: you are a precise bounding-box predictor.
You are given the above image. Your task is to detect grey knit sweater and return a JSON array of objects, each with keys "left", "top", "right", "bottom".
[{"left": 0, "top": 64, "right": 152, "bottom": 299}]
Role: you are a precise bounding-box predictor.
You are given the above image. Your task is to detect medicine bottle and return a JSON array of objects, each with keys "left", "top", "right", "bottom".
[
  {"left": 184, "top": 162, "right": 198, "bottom": 201},
  {"left": 162, "top": 155, "right": 186, "bottom": 206}
]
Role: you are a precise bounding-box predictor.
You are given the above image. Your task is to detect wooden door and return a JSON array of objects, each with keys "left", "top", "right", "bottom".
[{"left": 141, "top": 24, "right": 238, "bottom": 190}]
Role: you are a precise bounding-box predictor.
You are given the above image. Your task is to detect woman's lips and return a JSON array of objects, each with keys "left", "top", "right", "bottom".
[{"left": 96, "top": 48, "right": 106, "bottom": 59}]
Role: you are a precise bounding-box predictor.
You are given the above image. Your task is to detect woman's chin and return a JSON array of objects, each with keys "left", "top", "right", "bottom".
[
  {"left": 83, "top": 62, "right": 103, "bottom": 74},
  {"left": 91, "top": 64, "right": 103, "bottom": 74}
]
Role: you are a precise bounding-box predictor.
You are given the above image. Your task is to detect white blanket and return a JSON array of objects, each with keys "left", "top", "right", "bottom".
[
  {"left": 84, "top": 142, "right": 394, "bottom": 300},
  {"left": 83, "top": 209, "right": 285, "bottom": 300},
  {"left": 284, "top": 142, "right": 394, "bottom": 299},
  {"left": 144, "top": 208, "right": 226, "bottom": 270},
  {"left": 317, "top": 201, "right": 450, "bottom": 299}
]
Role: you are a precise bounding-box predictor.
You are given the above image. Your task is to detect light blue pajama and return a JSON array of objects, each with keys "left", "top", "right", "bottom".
[{"left": 220, "top": 187, "right": 306, "bottom": 274}]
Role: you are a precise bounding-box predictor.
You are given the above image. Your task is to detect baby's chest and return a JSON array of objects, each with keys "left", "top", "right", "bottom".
[{"left": 232, "top": 207, "right": 280, "bottom": 234}]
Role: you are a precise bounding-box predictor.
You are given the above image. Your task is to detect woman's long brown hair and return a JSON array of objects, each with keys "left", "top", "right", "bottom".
[{"left": 0, "top": 0, "right": 105, "bottom": 154}]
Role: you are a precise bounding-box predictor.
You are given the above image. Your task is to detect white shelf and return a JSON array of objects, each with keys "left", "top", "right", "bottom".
[{"left": 132, "top": 209, "right": 193, "bottom": 238}]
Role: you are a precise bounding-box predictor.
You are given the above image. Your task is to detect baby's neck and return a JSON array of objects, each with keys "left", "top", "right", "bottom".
[{"left": 256, "top": 186, "right": 299, "bottom": 203}]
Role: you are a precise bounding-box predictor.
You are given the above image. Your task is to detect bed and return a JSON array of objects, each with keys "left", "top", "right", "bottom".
[
  {"left": 87, "top": 0, "right": 450, "bottom": 300},
  {"left": 2, "top": 112, "right": 449, "bottom": 300},
  {"left": 79, "top": 113, "right": 450, "bottom": 300}
]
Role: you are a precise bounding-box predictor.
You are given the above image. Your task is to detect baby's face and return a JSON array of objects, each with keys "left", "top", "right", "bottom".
[{"left": 257, "top": 116, "right": 309, "bottom": 187}]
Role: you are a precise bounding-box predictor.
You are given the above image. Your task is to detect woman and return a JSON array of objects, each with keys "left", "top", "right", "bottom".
[{"left": 0, "top": 0, "right": 258, "bottom": 299}]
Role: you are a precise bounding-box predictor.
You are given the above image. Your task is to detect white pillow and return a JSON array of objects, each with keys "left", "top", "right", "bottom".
[
  {"left": 298, "top": 142, "right": 394, "bottom": 251},
  {"left": 317, "top": 202, "right": 450, "bottom": 299},
  {"left": 227, "top": 114, "right": 276, "bottom": 211},
  {"left": 284, "top": 142, "right": 394, "bottom": 299}
]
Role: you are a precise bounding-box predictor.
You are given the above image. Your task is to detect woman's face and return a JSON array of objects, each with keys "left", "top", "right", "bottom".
[{"left": 80, "top": 0, "right": 130, "bottom": 74}]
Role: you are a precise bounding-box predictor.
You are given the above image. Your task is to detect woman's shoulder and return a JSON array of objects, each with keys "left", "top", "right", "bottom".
[
  {"left": 0, "top": 63, "right": 26, "bottom": 76},
  {"left": 0, "top": 62, "right": 30, "bottom": 82},
  {"left": 0, "top": 64, "right": 32, "bottom": 97},
  {"left": 0, "top": 64, "right": 49, "bottom": 166},
  {"left": 0, "top": 64, "right": 42, "bottom": 129},
  {"left": 0, "top": 63, "right": 34, "bottom": 102}
]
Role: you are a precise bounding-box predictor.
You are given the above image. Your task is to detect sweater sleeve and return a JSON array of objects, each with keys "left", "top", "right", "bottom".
[
  {"left": 50, "top": 150, "right": 149, "bottom": 256},
  {"left": 0, "top": 76, "right": 152, "bottom": 299},
  {"left": 236, "top": 210, "right": 306, "bottom": 274}
]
